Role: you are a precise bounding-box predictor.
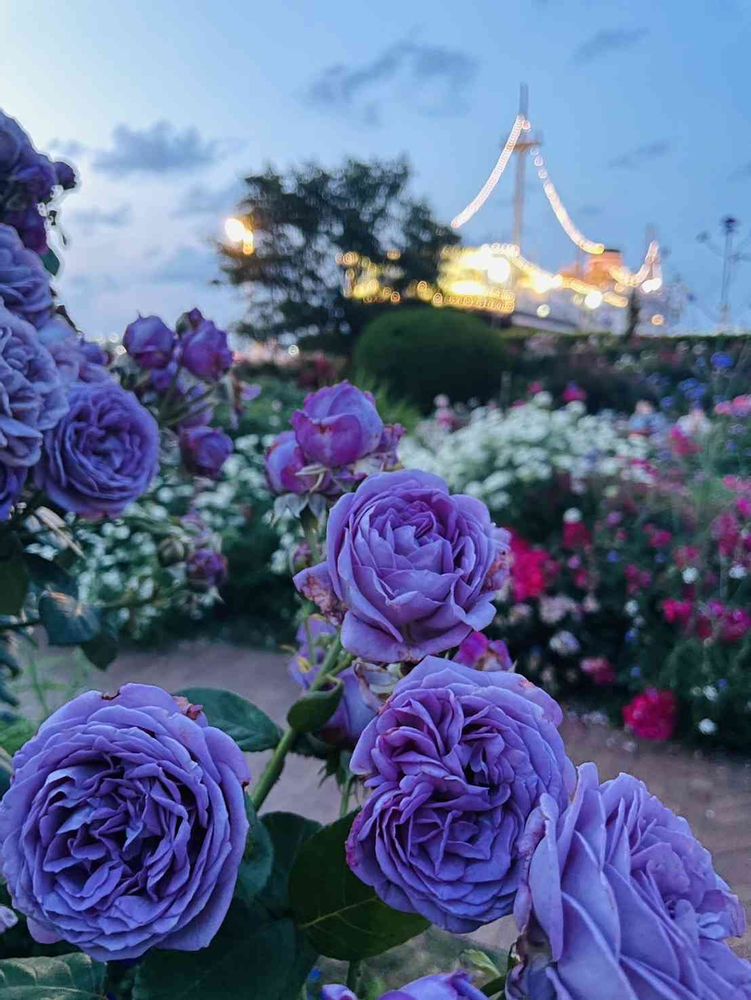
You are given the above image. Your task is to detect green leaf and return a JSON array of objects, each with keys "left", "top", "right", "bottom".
[
  {"left": 0, "top": 953, "right": 105, "bottom": 999},
  {"left": 41, "top": 249, "right": 61, "bottom": 276},
  {"left": 287, "top": 679, "right": 343, "bottom": 734},
  {"left": 38, "top": 592, "right": 101, "bottom": 646},
  {"left": 0, "top": 717, "right": 36, "bottom": 756},
  {"left": 132, "top": 901, "right": 316, "bottom": 1000},
  {"left": 290, "top": 812, "right": 429, "bottom": 960},
  {"left": 24, "top": 554, "right": 78, "bottom": 597},
  {"left": 259, "top": 812, "right": 321, "bottom": 916},
  {"left": 80, "top": 627, "right": 118, "bottom": 670},
  {"left": 234, "top": 797, "right": 274, "bottom": 907},
  {"left": 0, "top": 533, "right": 29, "bottom": 616},
  {"left": 177, "top": 688, "right": 281, "bottom": 752}
]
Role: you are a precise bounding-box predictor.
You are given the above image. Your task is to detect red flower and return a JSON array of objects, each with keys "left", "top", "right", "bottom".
[
  {"left": 623, "top": 689, "right": 678, "bottom": 741},
  {"left": 562, "top": 521, "right": 591, "bottom": 551},
  {"left": 625, "top": 564, "right": 652, "bottom": 595},
  {"left": 510, "top": 535, "right": 554, "bottom": 602}
]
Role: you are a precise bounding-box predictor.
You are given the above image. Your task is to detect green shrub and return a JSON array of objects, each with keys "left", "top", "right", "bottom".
[{"left": 355, "top": 307, "right": 509, "bottom": 412}]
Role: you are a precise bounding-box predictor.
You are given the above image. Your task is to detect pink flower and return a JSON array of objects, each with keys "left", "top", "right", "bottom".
[
  {"left": 562, "top": 381, "right": 587, "bottom": 403},
  {"left": 645, "top": 523, "right": 673, "bottom": 550},
  {"left": 669, "top": 426, "right": 700, "bottom": 457},
  {"left": 625, "top": 564, "right": 652, "bottom": 595},
  {"left": 662, "top": 598, "right": 694, "bottom": 628},
  {"left": 623, "top": 689, "right": 678, "bottom": 741},
  {"left": 580, "top": 657, "right": 616, "bottom": 686}
]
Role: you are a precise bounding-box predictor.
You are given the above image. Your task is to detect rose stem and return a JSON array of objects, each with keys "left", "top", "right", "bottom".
[{"left": 251, "top": 634, "right": 344, "bottom": 811}]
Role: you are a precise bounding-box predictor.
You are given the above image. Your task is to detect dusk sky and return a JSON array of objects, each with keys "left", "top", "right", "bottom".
[{"left": 2, "top": 0, "right": 750, "bottom": 335}]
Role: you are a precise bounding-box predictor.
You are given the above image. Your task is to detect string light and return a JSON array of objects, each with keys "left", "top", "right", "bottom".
[
  {"left": 450, "top": 115, "right": 526, "bottom": 229},
  {"left": 533, "top": 152, "right": 605, "bottom": 256}
]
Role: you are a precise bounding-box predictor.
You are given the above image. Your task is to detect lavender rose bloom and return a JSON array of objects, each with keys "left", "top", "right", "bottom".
[
  {"left": 123, "top": 315, "right": 177, "bottom": 370},
  {"left": 265, "top": 430, "right": 320, "bottom": 495},
  {"left": 0, "top": 224, "right": 53, "bottom": 327},
  {"left": 289, "top": 616, "right": 379, "bottom": 748},
  {"left": 508, "top": 762, "right": 751, "bottom": 1000},
  {"left": 295, "top": 470, "right": 510, "bottom": 662},
  {"left": 186, "top": 548, "right": 228, "bottom": 591},
  {"left": 53, "top": 160, "right": 76, "bottom": 190},
  {"left": 180, "top": 425, "right": 233, "bottom": 479},
  {"left": 323, "top": 971, "right": 486, "bottom": 1000},
  {"left": 35, "top": 381, "right": 159, "bottom": 517},
  {"left": 0, "top": 684, "right": 249, "bottom": 962},
  {"left": 181, "top": 318, "right": 233, "bottom": 381},
  {"left": 38, "top": 314, "right": 110, "bottom": 385},
  {"left": 292, "top": 381, "right": 384, "bottom": 468},
  {"left": 0, "top": 305, "right": 67, "bottom": 468},
  {"left": 0, "top": 463, "right": 26, "bottom": 520},
  {"left": 346, "top": 657, "right": 574, "bottom": 932}
]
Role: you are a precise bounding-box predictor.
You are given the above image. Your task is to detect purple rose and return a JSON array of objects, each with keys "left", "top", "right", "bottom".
[
  {"left": 346, "top": 657, "right": 574, "bottom": 932},
  {"left": 322, "top": 971, "right": 486, "bottom": 1000},
  {"left": 295, "top": 470, "right": 510, "bottom": 662},
  {"left": 35, "top": 380, "right": 159, "bottom": 517},
  {"left": 181, "top": 318, "right": 233, "bottom": 381},
  {"left": 289, "top": 616, "right": 379, "bottom": 748},
  {"left": 37, "top": 315, "right": 110, "bottom": 385},
  {"left": 11, "top": 154, "right": 57, "bottom": 202},
  {"left": 0, "top": 112, "right": 26, "bottom": 172},
  {"left": 0, "top": 305, "right": 67, "bottom": 468},
  {"left": 53, "top": 160, "right": 77, "bottom": 190},
  {"left": 0, "top": 904, "right": 17, "bottom": 933},
  {"left": 265, "top": 430, "right": 320, "bottom": 495},
  {"left": 3, "top": 207, "right": 47, "bottom": 254},
  {"left": 186, "top": 548, "right": 228, "bottom": 590},
  {"left": 291, "top": 381, "right": 384, "bottom": 468},
  {"left": 456, "top": 631, "right": 513, "bottom": 671},
  {"left": 123, "top": 315, "right": 177, "bottom": 370},
  {"left": 180, "top": 425, "right": 233, "bottom": 479},
  {"left": 508, "top": 762, "right": 751, "bottom": 1000},
  {"left": 0, "top": 463, "right": 26, "bottom": 520},
  {"left": 0, "top": 684, "right": 249, "bottom": 962},
  {"left": 0, "top": 223, "right": 53, "bottom": 327}
]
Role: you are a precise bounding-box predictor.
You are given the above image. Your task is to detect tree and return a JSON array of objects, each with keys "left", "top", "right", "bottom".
[{"left": 218, "top": 158, "right": 458, "bottom": 342}]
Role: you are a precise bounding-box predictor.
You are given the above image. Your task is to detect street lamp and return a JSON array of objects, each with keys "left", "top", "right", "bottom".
[{"left": 224, "top": 216, "right": 255, "bottom": 256}]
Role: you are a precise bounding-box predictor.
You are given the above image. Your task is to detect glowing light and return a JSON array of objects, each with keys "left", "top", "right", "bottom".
[
  {"left": 651, "top": 313, "right": 665, "bottom": 326},
  {"left": 584, "top": 290, "right": 603, "bottom": 309},
  {"left": 534, "top": 152, "right": 605, "bottom": 255},
  {"left": 486, "top": 256, "right": 511, "bottom": 284},
  {"left": 451, "top": 115, "right": 526, "bottom": 229},
  {"left": 224, "top": 217, "right": 247, "bottom": 242},
  {"left": 537, "top": 304, "right": 551, "bottom": 318},
  {"left": 224, "top": 216, "right": 254, "bottom": 255},
  {"left": 287, "top": 344, "right": 300, "bottom": 357}
]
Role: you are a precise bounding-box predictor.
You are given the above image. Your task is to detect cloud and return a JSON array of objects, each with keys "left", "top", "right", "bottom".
[
  {"left": 305, "top": 40, "right": 478, "bottom": 123},
  {"left": 93, "top": 122, "right": 225, "bottom": 177},
  {"left": 149, "top": 245, "right": 219, "bottom": 285},
  {"left": 66, "top": 273, "right": 122, "bottom": 294},
  {"left": 174, "top": 180, "right": 245, "bottom": 218},
  {"left": 47, "top": 138, "right": 88, "bottom": 159},
  {"left": 69, "top": 203, "right": 132, "bottom": 233},
  {"left": 608, "top": 141, "right": 671, "bottom": 170},
  {"left": 573, "top": 27, "right": 648, "bottom": 63}
]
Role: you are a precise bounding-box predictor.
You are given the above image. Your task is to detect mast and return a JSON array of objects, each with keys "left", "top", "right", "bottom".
[{"left": 511, "top": 84, "right": 539, "bottom": 252}]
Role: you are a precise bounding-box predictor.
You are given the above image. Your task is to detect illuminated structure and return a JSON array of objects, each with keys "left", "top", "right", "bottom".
[{"left": 342, "top": 87, "right": 668, "bottom": 333}]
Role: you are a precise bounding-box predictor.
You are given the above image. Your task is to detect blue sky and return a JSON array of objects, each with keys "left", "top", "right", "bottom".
[{"left": 1, "top": 0, "right": 750, "bottom": 335}]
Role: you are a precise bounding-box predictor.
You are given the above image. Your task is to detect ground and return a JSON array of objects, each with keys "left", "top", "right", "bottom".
[{"left": 104, "top": 640, "right": 751, "bottom": 962}]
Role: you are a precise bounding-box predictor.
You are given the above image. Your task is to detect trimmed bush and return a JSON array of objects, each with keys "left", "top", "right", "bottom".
[{"left": 355, "top": 307, "right": 509, "bottom": 411}]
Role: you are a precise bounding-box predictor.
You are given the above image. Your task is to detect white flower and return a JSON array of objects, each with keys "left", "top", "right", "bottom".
[
  {"left": 729, "top": 564, "right": 747, "bottom": 579},
  {"left": 698, "top": 718, "right": 717, "bottom": 735},
  {"left": 563, "top": 508, "right": 582, "bottom": 523},
  {"left": 625, "top": 600, "right": 639, "bottom": 617},
  {"left": 703, "top": 685, "right": 719, "bottom": 702},
  {"left": 682, "top": 567, "right": 699, "bottom": 584},
  {"left": 549, "top": 630, "right": 580, "bottom": 656}
]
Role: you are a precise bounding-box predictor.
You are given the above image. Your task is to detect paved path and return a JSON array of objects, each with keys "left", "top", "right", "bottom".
[{"left": 105, "top": 640, "right": 751, "bottom": 959}]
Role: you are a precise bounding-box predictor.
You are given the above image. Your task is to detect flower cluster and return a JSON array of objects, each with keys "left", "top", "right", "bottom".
[
  {"left": 265, "top": 381, "right": 403, "bottom": 499},
  {"left": 323, "top": 972, "right": 486, "bottom": 999},
  {"left": 0, "top": 109, "right": 76, "bottom": 254}
]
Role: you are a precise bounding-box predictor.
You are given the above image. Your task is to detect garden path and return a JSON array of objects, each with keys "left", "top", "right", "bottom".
[{"left": 106, "top": 641, "right": 751, "bottom": 960}]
